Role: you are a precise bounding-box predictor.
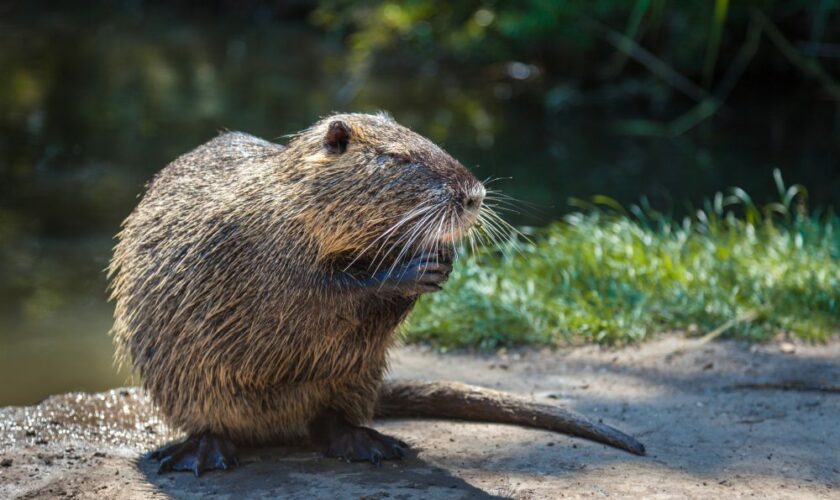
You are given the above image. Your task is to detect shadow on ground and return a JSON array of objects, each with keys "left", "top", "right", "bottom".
[{"left": 137, "top": 445, "right": 500, "bottom": 499}]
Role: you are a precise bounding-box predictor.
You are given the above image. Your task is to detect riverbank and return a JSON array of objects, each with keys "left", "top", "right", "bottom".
[{"left": 1, "top": 335, "right": 837, "bottom": 499}]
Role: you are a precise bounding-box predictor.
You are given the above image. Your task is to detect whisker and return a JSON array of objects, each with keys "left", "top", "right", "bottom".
[
  {"left": 478, "top": 206, "right": 523, "bottom": 257},
  {"left": 484, "top": 190, "right": 544, "bottom": 212},
  {"left": 384, "top": 207, "right": 444, "bottom": 284},
  {"left": 381, "top": 204, "right": 442, "bottom": 272},
  {"left": 476, "top": 213, "right": 507, "bottom": 257},
  {"left": 363, "top": 204, "right": 436, "bottom": 272},
  {"left": 482, "top": 176, "right": 513, "bottom": 187},
  {"left": 483, "top": 206, "right": 531, "bottom": 243},
  {"left": 368, "top": 208, "right": 438, "bottom": 281},
  {"left": 484, "top": 201, "right": 523, "bottom": 215},
  {"left": 344, "top": 203, "right": 435, "bottom": 272}
]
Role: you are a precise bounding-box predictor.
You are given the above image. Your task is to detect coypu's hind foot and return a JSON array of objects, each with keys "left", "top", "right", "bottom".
[
  {"left": 152, "top": 432, "right": 239, "bottom": 476},
  {"left": 311, "top": 411, "right": 408, "bottom": 466}
]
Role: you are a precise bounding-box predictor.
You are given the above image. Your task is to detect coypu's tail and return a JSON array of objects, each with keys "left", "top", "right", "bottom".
[{"left": 375, "top": 380, "right": 645, "bottom": 456}]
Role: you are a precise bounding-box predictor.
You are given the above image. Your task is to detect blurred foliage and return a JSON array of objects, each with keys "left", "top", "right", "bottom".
[
  {"left": 1, "top": 3, "right": 838, "bottom": 337},
  {"left": 312, "top": 0, "right": 840, "bottom": 84},
  {"left": 406, "top": 171, "right": 840, "bottom": 348},
  {"left": 1, "top": 2, "right": 839, "bottom": 404}
]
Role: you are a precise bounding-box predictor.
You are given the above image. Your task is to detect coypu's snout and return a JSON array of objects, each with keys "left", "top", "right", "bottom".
[
  {"left": 455, "top": 182, "right": 485, "bottom": 221},
  {"left": 437, "top": 179, "right": 485, "bottom": 243},
  {"left": 462, "top": 183, "right": 486, "bottom": 214}
]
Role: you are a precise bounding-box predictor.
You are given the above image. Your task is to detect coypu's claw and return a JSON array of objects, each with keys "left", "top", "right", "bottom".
[
  {"left": 379, "top": 251, "right": 452, "bottom": 295},
  {"left": 311, "top": 410, "right": 409, "bottom": 465},
  {"left": 324, "top": 426, "right": 408, "bottom": 465},
  {"left": 151, "top": 432, "right": 238, "bottom": 476},
  {"left": 342, "top": 250, "right": 453, "bottom": 295}
]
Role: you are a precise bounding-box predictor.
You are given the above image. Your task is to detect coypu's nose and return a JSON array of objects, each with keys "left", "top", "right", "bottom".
[{"left": 461, "top": 184, "right": 485, "bottom": 213}]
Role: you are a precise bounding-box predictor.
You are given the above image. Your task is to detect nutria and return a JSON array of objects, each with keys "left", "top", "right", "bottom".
[{"left": 108, "top": 112, "right": 644, "bottom": 476}]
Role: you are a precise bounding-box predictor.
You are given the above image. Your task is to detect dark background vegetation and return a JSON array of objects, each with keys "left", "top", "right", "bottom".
[{"left": 1, "top": 0, "right": 838, "bottom": 404}]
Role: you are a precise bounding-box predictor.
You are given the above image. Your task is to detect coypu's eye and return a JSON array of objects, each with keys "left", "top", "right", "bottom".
[
  {"left": 324, "top": 120, "right": 351, "bottom": 154},
  {"left": 395, "top": 154, "right": 412, "bottom": 165},
  {"left": 372, "top": 153, "right": 412, "bottom": 170}
]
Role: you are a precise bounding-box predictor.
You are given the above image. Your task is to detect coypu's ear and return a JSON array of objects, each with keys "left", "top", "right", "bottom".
[{"left": 324, "top": 120, "right": 351, "bottom": 154}]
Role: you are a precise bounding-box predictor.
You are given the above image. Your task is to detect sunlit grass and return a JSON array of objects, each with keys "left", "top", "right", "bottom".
[{"left": 404, "top": 171, "right": 840, "bottom": 348}]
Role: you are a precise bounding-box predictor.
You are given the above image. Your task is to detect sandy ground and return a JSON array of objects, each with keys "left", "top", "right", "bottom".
[{"left": 0, "top": 336, "right": 838, "bottom": 499}]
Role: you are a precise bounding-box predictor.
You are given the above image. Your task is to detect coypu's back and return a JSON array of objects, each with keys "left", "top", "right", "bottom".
[{"left": 109, "top": 132, "right": 321, "bottom": 438}]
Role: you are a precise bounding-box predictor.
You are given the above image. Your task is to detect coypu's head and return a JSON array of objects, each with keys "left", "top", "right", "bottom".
[{"left": 283, "top": 112, "right": 486, "bottom": 264}]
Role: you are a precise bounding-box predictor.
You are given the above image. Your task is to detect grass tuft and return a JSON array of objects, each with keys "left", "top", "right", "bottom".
[{"left": 404, "top": 171, "right": 840, "bottom": 348}]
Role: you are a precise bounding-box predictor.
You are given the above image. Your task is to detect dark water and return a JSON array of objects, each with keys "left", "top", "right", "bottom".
[{"left": 1, "top": 6, "right": 839, "bottom": 405}]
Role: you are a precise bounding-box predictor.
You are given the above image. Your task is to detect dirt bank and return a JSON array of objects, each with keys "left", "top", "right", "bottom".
[{"left": 1, "top": 336, "right": 838, "bottom": 499}]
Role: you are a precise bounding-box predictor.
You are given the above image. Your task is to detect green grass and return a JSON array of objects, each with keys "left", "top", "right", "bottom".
[{"left": 404, "top": 171, "right": 840, "bottom": 348}]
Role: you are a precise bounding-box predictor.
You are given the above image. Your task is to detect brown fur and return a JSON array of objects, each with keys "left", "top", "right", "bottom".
[
  {"left": 108, "top": 113, "right": 481, "bottom": 444},
  {"left": 109, "top": 112, "right": 645, "bottom": 458}
]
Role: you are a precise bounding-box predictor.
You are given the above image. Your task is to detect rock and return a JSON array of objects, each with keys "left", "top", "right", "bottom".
[{"left": 779, "top": 342, "right": 796, "bottom": 354}]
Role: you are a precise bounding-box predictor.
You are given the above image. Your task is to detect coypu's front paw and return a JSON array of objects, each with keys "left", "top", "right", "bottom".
[
  {"left": 345, "top": 251, "right": 452, "bottom": 295},
  {"left": 386, "top": 251, "right": 452, "bottom": 295}
]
